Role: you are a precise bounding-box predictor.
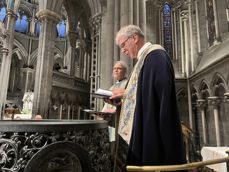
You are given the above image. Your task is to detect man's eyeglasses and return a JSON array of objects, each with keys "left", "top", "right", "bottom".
[{"left": 120, "top": 37, "right": 131, "bottom": 49}]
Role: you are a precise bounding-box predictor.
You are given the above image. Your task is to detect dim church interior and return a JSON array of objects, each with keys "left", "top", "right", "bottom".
[{"left": 0, "top": 0, "right": 229, "bottom": 171}]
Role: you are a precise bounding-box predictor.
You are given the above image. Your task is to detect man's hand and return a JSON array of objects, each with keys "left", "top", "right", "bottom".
[{"left": 110, "top": 88, "right": 125, "bottom": 99}]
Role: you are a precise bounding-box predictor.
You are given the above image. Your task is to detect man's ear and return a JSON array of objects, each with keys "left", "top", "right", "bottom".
[{"left": 133, "top": 34, "right": 139, "bottom": 43}]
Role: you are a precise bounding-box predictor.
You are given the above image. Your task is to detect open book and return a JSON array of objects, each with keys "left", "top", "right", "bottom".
[
  {"left": 91, "top": 88, "right": 113, "bottom": 99},
  {"left": 83, "top": 109, "right": 115, "bottom": 115}
]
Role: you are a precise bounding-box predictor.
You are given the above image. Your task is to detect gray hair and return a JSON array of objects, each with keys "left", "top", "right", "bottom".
[
  {"left": 115, "top": 25, "right": 145, "bottom": 44},
  {"left": 114, "top": 61, "right": 128, "bottom": 75}
]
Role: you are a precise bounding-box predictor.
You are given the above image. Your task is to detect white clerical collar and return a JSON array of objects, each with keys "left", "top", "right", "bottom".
[
  {"left": 137, "top": 42, "right": 152, "bottom": 60},
  {"left": 115, "top": 77, "right": 126, "bottom": 84}
]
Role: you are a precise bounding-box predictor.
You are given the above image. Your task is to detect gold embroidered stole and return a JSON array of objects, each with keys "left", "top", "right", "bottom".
[{"left": 118, "top": 44, "right": 165, "bottom": 144}]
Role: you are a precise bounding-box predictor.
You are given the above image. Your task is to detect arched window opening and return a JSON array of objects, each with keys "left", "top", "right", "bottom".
[
  {"left": 15, "top": 13, "right": 29, "bottom": 33},
  {"left": 0, "top": 7, "right": 6, "bottom": 22},
  {"left": 56, "top": 19, "right": 66, "bottom": 38},
  {"left": 162, "top": 3, "right": 173, "bottom": 59}
]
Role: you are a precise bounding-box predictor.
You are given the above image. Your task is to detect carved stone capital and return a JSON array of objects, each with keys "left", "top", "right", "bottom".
[
  {"left": 89, "top": 14, "right": 102, "bottom": 34},
  {"left": 36, "top": 9, "right": 61, "bottom": 23},
  {"left": 6, "top": 9, "right": 17, "bottom": 19},
  {"left": 208, "top": 96, "right": 221, "bottom": 108},
  {"left": 180, "top": 10, "right": 189, "bottom": 20},
  {"left": 1, "top": 47, "right": 9, "bottom": 56},
  {"left": 224, "top": 93, "right": 229, "bottom": 103},
  {"left": 196, "top": 99, "right": 206, "bottom": 109}
]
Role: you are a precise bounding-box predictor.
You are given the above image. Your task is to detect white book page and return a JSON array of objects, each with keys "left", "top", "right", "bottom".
[{"left": 95, "top": 88, "right": 113, "bottom": 97}]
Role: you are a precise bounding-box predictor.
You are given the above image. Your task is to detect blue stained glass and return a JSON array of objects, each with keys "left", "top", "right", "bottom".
[
  {"left": 20, "top": 15, "right": 28, "bottom": 33},
  {"left": 0, "top": 7, "right": 6, "bottom": 22},
  {"left": 163, "top": 4, "right": 171, "bottom": 15},
  {"left": 15, "top": 13, "right": 28, "bottom": 33},
  {"left": 56, "top": 20, "right": 66, "bottom": 38},
  {"left": 163, "top": 3, "right": 173, "bottom": 59}
]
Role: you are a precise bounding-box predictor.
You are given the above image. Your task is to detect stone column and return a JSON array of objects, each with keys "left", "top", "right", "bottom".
[
  {"left": 21, "top": 67, "right": 35, "bottom": 92},
  {"left": 187, "top": 79, "right": 193, "bottom": 129},
  {"left": 0, "top": 8, "right": 17, "bottom": 118},
  {"left": 181, "top": 10, "right": 189, "bottom": 77},
  {"left": 0, "top": 48, "right": 9, "bottom": 114},
  {"left": 196, "top": 99, "right": 207, "bottom": 144},
  {"left": 33, "top": 9, "right": 61, "bottom": 117},
  {"left": 187, "top": 0, "right": 194, "bottom": 71},
  {"left": 103, "top": 0, "right": 114, "bottom": 88},
  {"left": 59, "top": 104, "right": 63, "bottom": 119},
  {"left": 113, "top": 0, "right": 120, "bottom": 62},
  {"left": 67, "top": 30, "right": 78, "bottom": 76},
  {"left": 78, "top": 27, "right": 85, "bottom": 79},
  {"left": 71, "top": 105, "right": 75, "bottom": 119},
  {"left": 67, "top": 105, "right": 71, "bottom": 119},
  {"left": 133, "top": 0, "right": 139, "bottom": 26},
  {"left": 179, "top": 9, "right": 185, "bottom": 74},
  {"left": 29, "top": 8, "right": 36, "bottom": 35},
  {"left": 139, "top": 0, "right": 146, "bottom": 34},
  {"left": 208, "top": 96, "right": 221, "bottom": 146},
  {"left": 119, "top": 0, "right": 133, "bottom": 71},
  {"left": 194, "top": 0, "right": 201, "bottom": 53},
  {"left": 182, "top": 10, "right": 189, "bottom": 77},
  {"left": 173, "top": 10, "right": 178, "bottom": 60}
]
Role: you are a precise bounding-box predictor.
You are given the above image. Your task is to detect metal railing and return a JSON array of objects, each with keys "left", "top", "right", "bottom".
[{"left": 126, "top": 156, "right": 229, "bottom": 171}]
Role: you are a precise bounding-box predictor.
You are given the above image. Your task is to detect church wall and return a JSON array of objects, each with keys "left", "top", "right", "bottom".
[
  {"left": 31, "top": 38, "right": 39, "bottom": 53},
  {"left": 55, "top": 38, "right": 66, "bottom": 56},
  {"left": 190, "top": 57, "right": 229, "bottom": 146},
  {"left": 223, "top": 101, "right": 229, "bottom": 145},
  {"left": 190, "top": 1, "right": 199, "bottom": 71},
  {"left": 145, "top": 1, "right": 159, "bottom": 44},
  {"left": 216, "top": 0, "right": 229, "bottom": 41},
  {"left": 198, "top": 0, "right": 208, "bottom": 52},
  {"left": 175, "top": 79, "right": 189, "bottom": 125},
  {"left": 14, "top": 33, "right": 31, "bottom": 52}
]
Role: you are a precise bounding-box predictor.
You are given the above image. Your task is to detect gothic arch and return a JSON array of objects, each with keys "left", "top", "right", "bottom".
[
  {"left": 199, "top": 80, "right": 210, "bottom": 99},
  {"left": 191, "top": 86, "right": 199, "bottom": 101},
  {"left": 13, "top": 39, "right": 28, "bottom": 57},
  {"left": 30, "top": 46, "right": 64, "bottom": 68},
  {"left": 176, "top": 88, "right": 187, "bottom": 101},
  {"left": 211, "top": 73, "right": 227, "bottom": 96},
  {"left": 19, "top": 3, "right": 33, "bottom": 17},
  {"left": 54, "top": 46, "right": 64, "bottom": 59},
  {"left": 30, "top": 48, "right": 38, "bottom": 67},
  {"left": 12, "top": 48, "right": 26, "bottom": 64}
]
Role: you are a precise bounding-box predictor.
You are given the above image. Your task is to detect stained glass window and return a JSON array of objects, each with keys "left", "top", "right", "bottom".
[
  {"left": 163, "top": 3, "right": 173, "bottom": 59},
  {"left": 0, "top": 7, "right": 6, "bottom": 22},
  {"left": 56, "top": 20, "right": 66, "bottom": 38},
  {"left": 15, "top": 13, "right": 28, "bottom": 33}
]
